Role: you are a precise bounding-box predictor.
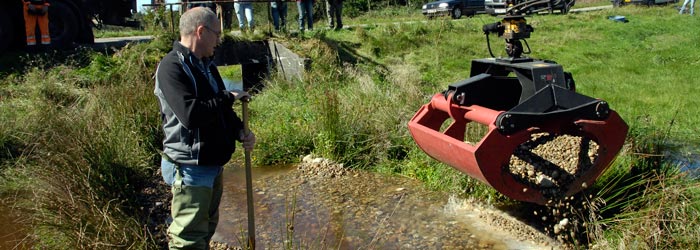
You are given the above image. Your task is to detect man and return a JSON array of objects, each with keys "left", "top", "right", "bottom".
[
  {"left": 154, "top": 7, "right": 256, "bottom": 249},
  {"left": 234, "top": 0, "right": 255, "bottom": 32},
  {"left": 23, "top": 0, "right": 51, "bottom": 46},
  {"left": 679, "top": 0, "right": 695, "bottom": 15},
  {"left": 297, "top": 0, "right": 314, "bottom": 32},
  {"left": 222, "top": 3, "right": 235, "bottom": 30},
  {"left": 325, "top": 0, "right": 343, "bottom": 30},
  {"left": 271, "top": 0, "right": 288, "bottom": 32}
]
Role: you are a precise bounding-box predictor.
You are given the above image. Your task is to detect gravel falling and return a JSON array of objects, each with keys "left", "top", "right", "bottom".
[{"left": 504, "top": 132, "right": 604, "bottom": 246}]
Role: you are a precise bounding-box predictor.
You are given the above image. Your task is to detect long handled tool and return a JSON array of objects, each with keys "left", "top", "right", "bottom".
[{"left": 242, "top": 100, "right": 256, "bottom": 249}]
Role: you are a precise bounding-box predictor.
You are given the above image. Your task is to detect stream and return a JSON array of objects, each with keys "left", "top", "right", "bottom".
[{"left": 211, "top": 160, "right": 554, "bottom": 249}]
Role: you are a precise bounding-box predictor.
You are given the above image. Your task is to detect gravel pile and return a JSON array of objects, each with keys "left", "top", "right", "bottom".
[
  {"left": 506, "top": 133, "right": 599, "bottom": 198},
  {"left": 297, "top": 154, "right": 349, "bottom": 179}
]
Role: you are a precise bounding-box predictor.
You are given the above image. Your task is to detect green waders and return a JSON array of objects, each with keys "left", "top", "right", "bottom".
[{"left": 168, "top": 166, "right": 223, "bottom": 250}]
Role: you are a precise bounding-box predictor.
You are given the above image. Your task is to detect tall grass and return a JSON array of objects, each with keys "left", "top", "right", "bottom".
[
  {"left": 0, "top": 37, "right": 170, "bottom": 248},
  {"left": 590, "top": 129, "right": 700, "bottom": 248}
]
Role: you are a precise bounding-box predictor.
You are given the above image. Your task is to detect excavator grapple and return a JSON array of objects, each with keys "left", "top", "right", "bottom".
[{"left": 407, "top": 15, "right": 628, "bottom": 205}]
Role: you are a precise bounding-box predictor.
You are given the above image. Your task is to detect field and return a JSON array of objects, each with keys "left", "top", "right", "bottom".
[{"left": 1, "top": 3, "right": 699, "bottom": 249}]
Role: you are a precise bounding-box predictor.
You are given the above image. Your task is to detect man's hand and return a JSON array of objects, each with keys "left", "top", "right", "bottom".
[
  {"left": 230, "top": 89, "right": 251, "bottom": 102},
  {"left": 239, "top": 130, "right": 256, "bottom": 152}
]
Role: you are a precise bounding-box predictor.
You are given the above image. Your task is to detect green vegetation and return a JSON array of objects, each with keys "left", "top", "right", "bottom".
[
  {"left": 0, "top": 35, "right": 174, "bottom": 248},
  {"left": 1, "top": 4, "right": 698, "bottom": 249}
]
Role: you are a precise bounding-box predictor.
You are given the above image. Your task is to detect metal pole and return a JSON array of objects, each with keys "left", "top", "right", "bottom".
[{"left": 242, "top": 100, "right": 256, "bottom": 249}]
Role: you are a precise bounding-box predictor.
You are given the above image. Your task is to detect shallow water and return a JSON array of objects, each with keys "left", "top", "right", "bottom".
[
  {"left": 211, "top": 164, "right": 551, "bottom": 249},
  {"left": 670, "top": 146, "right": 700, "bottom": 178}
]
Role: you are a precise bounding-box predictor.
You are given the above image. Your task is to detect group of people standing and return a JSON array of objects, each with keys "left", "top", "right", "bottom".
[
  {"left": 264, "top": 0, "right": 346, "bottom": 32},
  {"left": 185, "top": 1, "right": 254, "bottom": 31},
  {"left": 260, "top": 0, "right": 346, "bottom": 32},
  {"left": 186, "top": 0, "right": 343, "bottom": 33}
]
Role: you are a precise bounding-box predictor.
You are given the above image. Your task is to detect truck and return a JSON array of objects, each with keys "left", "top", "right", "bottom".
[{"left": 0, "top": 0, "right": 138, "bottom": 54}]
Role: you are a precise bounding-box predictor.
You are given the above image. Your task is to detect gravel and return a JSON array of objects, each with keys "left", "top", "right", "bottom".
[{"left": 506, "top": 132, "right": 599, "bottom": 198}]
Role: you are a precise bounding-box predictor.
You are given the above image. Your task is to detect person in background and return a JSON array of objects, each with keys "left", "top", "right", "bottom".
[
  {"left": 222, "top": 2, "right": 235, "bottom": 30},
  {"left": 297, "top": 0, "right": 314, "bottom": 32},
  {"left": 154, "top": 7, "right": 256, "bottom": 249},
  {"left": 679, "top": 0, "right": 695, "bottom": 15},
  {"left": 234, "top": 0, "right": 255, "bottom": 32},
  {"left": 186, "top": 0, "right": 217, "bottom": 13},
  {"left": 325, "top": 0, "right": 342, "bottom": 30},
  {"left": 271, "top": 0, "right": 288, "bottom": 32},
  {"left": 23, "top": 0, "right": 51, "bottom": 47}
]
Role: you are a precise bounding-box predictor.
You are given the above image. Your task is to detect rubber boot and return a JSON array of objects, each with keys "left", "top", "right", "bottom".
[
  {"left": 205, "top": 173, "right": 223, "bottom": 243},
  {"left": 168, "top": 182, "right": 214, "bottom": 249}
]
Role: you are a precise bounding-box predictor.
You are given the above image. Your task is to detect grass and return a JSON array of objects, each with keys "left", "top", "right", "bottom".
[
  {"left": 0, "top": 37, "right": 171, "bottom": 248},
  {"left": 0, "top": 4, "right": 698, "bottom": 249}
]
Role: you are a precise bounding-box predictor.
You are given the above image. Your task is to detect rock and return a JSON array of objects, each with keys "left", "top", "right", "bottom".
[
  {"left": 558, "top": 218, "right": 569, "bottom": 227},
  {"left": 536, "top": 175, "right": 555, "bottom": 188},
  {"left": 303, "top": 154, "right": 313, "bottom": 163}
]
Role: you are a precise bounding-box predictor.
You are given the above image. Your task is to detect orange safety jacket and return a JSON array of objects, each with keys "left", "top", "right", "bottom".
[{"left": 23, "top": 0, "right": 51, "bottom": 46}]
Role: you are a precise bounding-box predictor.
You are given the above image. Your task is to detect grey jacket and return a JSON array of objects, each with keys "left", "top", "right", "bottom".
[{"left": 155, "top": 41, "right": 244, "bottom": 166}]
